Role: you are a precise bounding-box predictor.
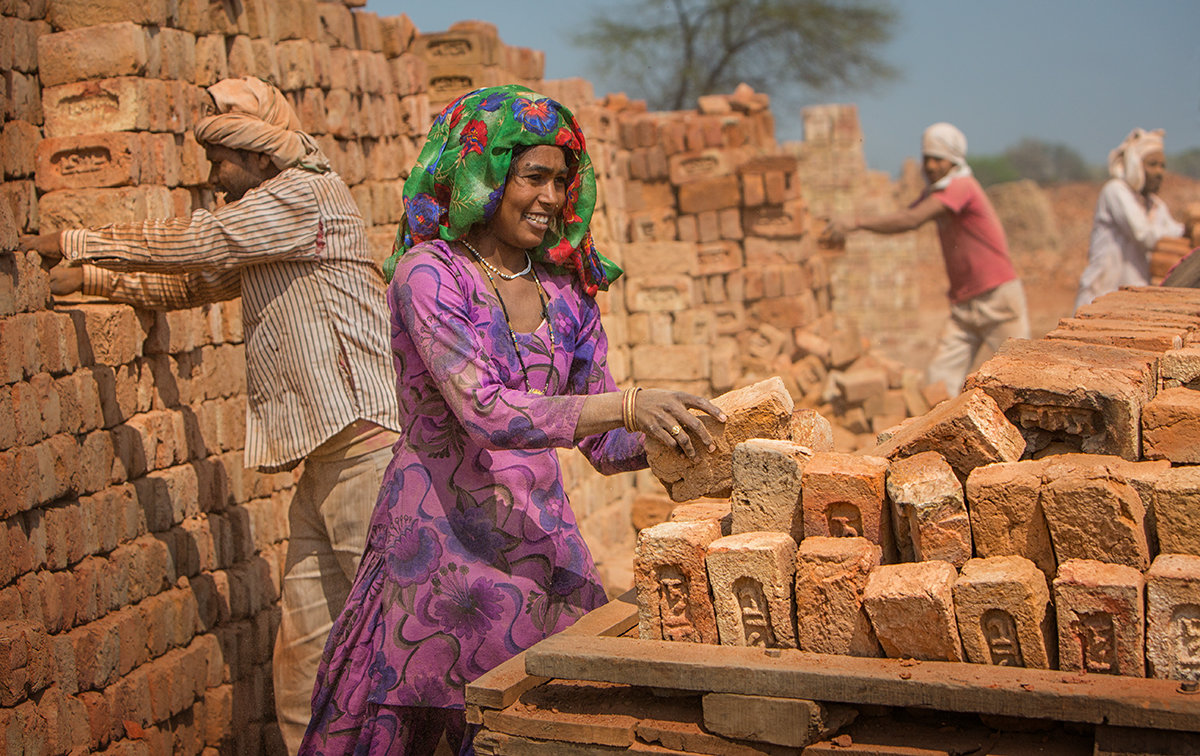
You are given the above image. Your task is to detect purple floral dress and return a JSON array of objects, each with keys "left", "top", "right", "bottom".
[{"left": 303, "top": 240, "right": 645, "bottom": 738}]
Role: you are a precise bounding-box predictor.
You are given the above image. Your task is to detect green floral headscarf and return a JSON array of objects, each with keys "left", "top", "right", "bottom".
[{"left": 385, "top": 85, "right": 621, "bottom": 295}]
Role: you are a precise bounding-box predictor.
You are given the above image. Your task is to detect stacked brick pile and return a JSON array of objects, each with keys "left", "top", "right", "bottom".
[
  {"left": 412, "top": 20, "right": 543, "bottom": 114},
  {"left": 633, "top": 285, "right": 1200, "bottom": 689},
  {"left": 786, "top": 105, "right": 941, "bottom": 365},
  {"left": 1, "top": 247, "right": 291, "bottom": 752}
]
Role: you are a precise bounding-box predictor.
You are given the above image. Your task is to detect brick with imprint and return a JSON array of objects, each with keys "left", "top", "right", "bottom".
[
  {"left": 635, "top": 520, "right": 721, "bottom": 643},
  {"left": 964, "top": 339, "right": 1156, "bottom": 461},
  {"left": 801, "top": 451, "right": 888, "bottom": 546},
  {"left": 706, "top": 531, "right": 797, "bottom": 648},
  {"left": 953, "top": 556, "right": 1056, "bottom": 669},
  {"left": 1053, "top": 559, "right": 1144, "bottom": 677},
  {"left": 1146, "top": 554, "right": 1200, "bottom": 681}
]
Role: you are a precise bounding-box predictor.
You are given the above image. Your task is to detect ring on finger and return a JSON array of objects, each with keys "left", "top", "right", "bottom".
[{"left": 668, "top": 424, "right": 682, "bottom": 436}]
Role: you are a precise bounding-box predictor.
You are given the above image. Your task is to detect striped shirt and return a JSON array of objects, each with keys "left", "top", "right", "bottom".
[{"left": 62, "top": 167, "right": 402, "bottom": 471}]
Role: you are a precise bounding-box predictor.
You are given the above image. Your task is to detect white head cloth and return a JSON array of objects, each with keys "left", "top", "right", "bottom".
[
  {"left": 921, "top": 122, "right": 972, "bottom": 190},
  {"left": 1108, "top": 128, "right": 1165, "bottom": 194}
]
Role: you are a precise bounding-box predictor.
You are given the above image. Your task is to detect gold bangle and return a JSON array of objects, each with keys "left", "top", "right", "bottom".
[{"left": 623, "top": 386, "right": 642, "bottom": 433}]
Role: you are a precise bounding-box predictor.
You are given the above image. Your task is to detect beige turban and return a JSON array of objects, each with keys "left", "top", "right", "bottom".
[
  {"left": 1108, "top": 128, "right": 1165, "bottom": 193},
  {"left": 193, "top": 76, "right": 330, "bottom": 173},
  {"left": 922, "top": 122, "right": 968, "bottom": 166}
]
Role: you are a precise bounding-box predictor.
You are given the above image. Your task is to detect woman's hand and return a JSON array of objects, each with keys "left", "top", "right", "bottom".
[{"left": 635, "top": 388, "right": 726, "bottom": 460}]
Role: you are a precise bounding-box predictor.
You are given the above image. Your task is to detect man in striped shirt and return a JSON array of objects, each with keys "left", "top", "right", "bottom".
[{"left": 29, "top": 77, "right": 402, "bottom": 752}]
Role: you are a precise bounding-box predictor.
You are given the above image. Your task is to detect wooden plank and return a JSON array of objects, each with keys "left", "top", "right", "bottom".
[
  {"left": 702, "top": 692, "right": 830, "bottom": 747},
  {"left": 523, "top": 634, "right": 1200, "bottom": 732},
  {"left": 1093, "top": 724, "right": 1200, "bottom": 755},
  {"left": 465, "top": 590, "right": 637, "bottom": 710}
]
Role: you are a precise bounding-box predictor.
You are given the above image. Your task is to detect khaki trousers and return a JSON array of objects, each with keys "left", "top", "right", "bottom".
[
  {"left": 926, "top": 279, "right": 1030, "bottom": 397},
  {"left": 273, "top": 424, "right": 396, "bottom": 754}
]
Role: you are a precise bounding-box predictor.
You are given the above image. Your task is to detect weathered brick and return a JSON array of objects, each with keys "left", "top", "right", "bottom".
[
  {"left": 38, "top": 185, "right": 174, "bottom": 232},
  {"left": 647, "top": 377, "right": 793, "bottom": 502},
  {"left": 887, "top": 451, "right": 971, "bottom": 567},
  {"left": 0, "top": 15, "right": 47, "bottom": 74},
  {"left": 965, "top": 339, "right": 1157, "bottom": 461},
  {"left": 1150, "top": 466, "right": 1200, "bottom": 556},
  {"left": 0, "top": 120, "right": 40, "bottom": 180},
  {"left": 1053, "top": 559, "right": 1144, "bottom": 677},
  {"left": 55, "top": 369, "right": 104, "bottom": 436},
  {"left": 1146, "top": 553, "right": 1200, "bottom": 681},
  {"left": 794, "top": 535, "right": 881, "bottom": 656},
  {"left": 667, "top": 499, "right": 732, "bottom": 535},
  {"left": 47, "top": 0, "right": 170, "bottom": 30},
  {"left": 630, "top": 343, "right": 708, "bottom": 382},
  {"left": 1040, "top": 454, "right": 1151, "bottom": 570},
  {"left": 729, "top": 439, "right": 810, "bottom": 541},
  {"left": 705, "top": 531, "right": 796, "bottom": 648},
  {"left": 0, "top": 251, "right": 49, "bottom": 320},
  {"left": 635, "top": 520, "right": 720, "bottom": 643},
  {"left": 702, "top": 692, "right": 852, "bottom": 749},
  {"left": 863, "top": 560, "right": 963, "bottom": 661},
  {"left": 867, "top": 387, "right": 1025, "bottom": 480},
  {"left": 61, "top": 304, "right": 144, "bottom": 367},
  {"left": 1142, "top": 386, "right": 1200, "bottom": 464},
  {"left": 966, "top": 459, "right": 1057, "bottom": 578},
  {"left": 2, "top": 70, "right": 42, "bottom": 125},
  {"left": 0, "top": 312, "right": 41, "bottom": 385},
  {"left": 801, "top": 451, "right": 888, "bottom": 544},
  {"left": 37, "top": 22, "right": 149, "bottom": 87},
  {"left": 953, "top": 555, "right": 1055, "bottom": 669}
]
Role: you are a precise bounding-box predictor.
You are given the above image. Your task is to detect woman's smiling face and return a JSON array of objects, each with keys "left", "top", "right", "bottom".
[{"left": 489, "top": 145, "right": 568, "bottom": 250}]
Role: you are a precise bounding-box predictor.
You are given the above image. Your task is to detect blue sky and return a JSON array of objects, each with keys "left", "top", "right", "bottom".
[{"left": 365, "top": 0, "right": 1200, "bottom": 175}]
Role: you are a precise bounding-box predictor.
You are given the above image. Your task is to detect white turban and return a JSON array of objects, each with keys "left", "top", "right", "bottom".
[
  {"left": 1108, "top": 128, "right": 1165, "bottom": 193},
  {"left": 922, "top": 122, "right": 968, "bottom": 166},
  {"left": 193, "top": 76, "right": 330, "bottom": 173}
]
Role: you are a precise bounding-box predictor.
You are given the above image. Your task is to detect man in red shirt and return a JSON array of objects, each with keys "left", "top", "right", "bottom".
[{"left": 822, "top": 122, "right": 1029, "bottom": 396}]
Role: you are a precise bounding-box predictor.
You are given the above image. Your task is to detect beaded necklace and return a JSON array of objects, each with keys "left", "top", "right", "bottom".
[
  {"left": 462, "top": 238, "right": 532, "bottom": 280},
  {"left": 463, "top": 241, "right": 557, "bottom": 395}
]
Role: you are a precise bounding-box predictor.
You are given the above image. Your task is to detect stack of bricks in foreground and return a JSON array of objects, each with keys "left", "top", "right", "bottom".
[{"left": 613, "top": 284, "right": 1200, "bottom": 747}]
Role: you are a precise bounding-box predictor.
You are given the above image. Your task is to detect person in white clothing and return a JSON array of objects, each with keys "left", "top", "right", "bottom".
[{"left": 1074, "top": 128, "right": 1185, "bottom": 309}]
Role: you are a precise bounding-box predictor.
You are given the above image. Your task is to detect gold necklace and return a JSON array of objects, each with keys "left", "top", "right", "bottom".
[{"left": 467, "top": 244, "right": 557, "bottom": 395}]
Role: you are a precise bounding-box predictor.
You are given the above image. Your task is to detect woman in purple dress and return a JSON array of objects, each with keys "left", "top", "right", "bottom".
[{"left": 299, "top": 85, "right": 725, "bottom": 755}]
